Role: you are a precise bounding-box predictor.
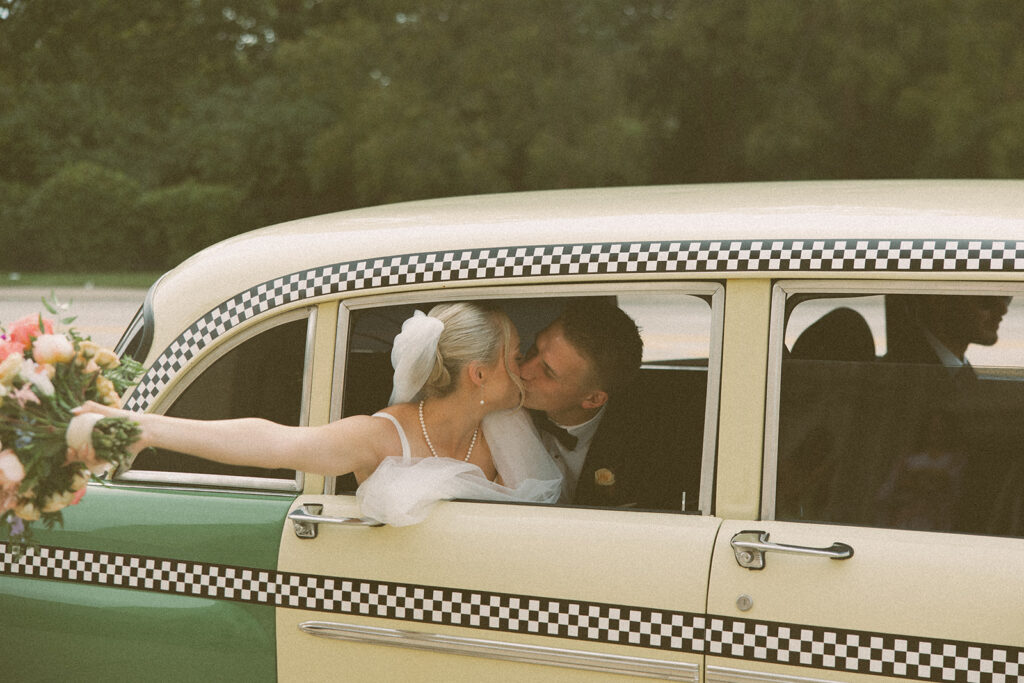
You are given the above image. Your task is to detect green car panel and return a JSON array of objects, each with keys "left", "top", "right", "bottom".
[{"left": 0, "top": 483, "right": 295, "bottom": 681}]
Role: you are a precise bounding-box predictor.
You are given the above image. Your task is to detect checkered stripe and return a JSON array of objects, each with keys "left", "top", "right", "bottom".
[
  {"left": 122, "top": 238, "right": 1024, "bottom": 411},
  {"left": 3, "top": 543, "right": 1020, "bottom": 682}
]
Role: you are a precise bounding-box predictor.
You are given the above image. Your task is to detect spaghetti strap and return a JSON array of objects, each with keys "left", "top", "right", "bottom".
[{"left": 372, "top": 412, "right": 412, "bottom": 462}]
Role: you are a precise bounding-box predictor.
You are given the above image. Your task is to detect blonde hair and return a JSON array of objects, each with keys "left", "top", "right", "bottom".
[{"left": 422, "top": 302, "right": 522, "bottom": 403}]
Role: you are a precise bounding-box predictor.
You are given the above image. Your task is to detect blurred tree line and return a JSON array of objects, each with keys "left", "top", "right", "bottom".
[{"left": 1, "top": 0, "right": 1023, "bottom": 272}]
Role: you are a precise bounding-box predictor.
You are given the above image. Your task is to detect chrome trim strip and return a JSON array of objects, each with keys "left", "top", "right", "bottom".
[
  {"left": 114, "top": 470, "right": 299, "bottom": 492},
  {"left": 298, "top": 621, "right": 700, "bottom": 681},
  {"left": 700, "top": 283, "right": 725, "bottom": 516},
  {"left": 706, "top": 664, "right": 838, "bottom": 683},
  {"left": 760, "top": 282, "right": 789, "bottom": 520},
  {"left": 300, "top": 309, "right": 317, "bottom": 428}
]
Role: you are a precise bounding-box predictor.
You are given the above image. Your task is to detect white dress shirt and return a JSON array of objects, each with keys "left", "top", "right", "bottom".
[{"left": 537, "top": 406, "right": 606, "bottom": 501}]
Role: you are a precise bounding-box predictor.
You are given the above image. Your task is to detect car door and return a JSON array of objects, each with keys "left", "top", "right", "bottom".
[
  {"left": 704, "top": 282, "right": 1024, "bottom": 683},
  {"left": 276, "top": 284, "right": 725, "bottom": 680}
]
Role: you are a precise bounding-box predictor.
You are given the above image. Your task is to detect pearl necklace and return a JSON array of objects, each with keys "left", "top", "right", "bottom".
[{"left": 418, "top": 400, "right": 478, "bottom": 462}]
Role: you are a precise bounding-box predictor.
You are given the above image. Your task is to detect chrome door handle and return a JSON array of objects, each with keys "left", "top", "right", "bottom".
[
  {"left": 731, "top": 530, "right": 853, "bottom": 569},
  {"left": 289, "top": 503, "right": 384, "bottom": 538}
]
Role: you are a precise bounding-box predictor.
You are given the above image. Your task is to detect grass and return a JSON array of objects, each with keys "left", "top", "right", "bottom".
[{"left": 0, "top": 272, "right": 163, "bottom": 289}]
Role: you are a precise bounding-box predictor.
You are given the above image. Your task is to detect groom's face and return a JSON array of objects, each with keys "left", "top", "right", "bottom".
[{"left": 519, "top": 322, "right": 596, "bottom": 424}]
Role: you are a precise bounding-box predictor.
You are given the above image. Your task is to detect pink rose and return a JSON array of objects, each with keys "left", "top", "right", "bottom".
[
  {"left": 8, "top": 315, "right": 54, "bottom": 348},
  {"left": 71, "top": 486, "right": 87, "bottom": 505},
  {"left": 0, "top": 337, "right": 25, "bottom": 362}
]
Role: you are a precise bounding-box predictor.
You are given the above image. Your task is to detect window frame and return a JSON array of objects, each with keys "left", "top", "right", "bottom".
[
  {"left": 326, "top": 281, "right": 725, "bottom": 516},
  {"left": 762, "top": 278, "right": 1023, "bottom": 521},
  {"left": 115, "top": 306, "right": 317, "bottom": 493}
]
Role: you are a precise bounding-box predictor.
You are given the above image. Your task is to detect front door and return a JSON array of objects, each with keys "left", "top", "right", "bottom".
[
  {"left": 276, "top": 286, "right": 726, "bottom": 680},
  {"left": 278, "top": 497, "right": 720, "bottom": 680}
]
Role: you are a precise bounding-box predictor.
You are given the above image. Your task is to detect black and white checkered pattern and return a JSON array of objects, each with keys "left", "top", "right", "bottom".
[
  {"left": 123, "top": 238, "right": 1024, "bottom": 411},
  {"left": 3, "top": 542, "right": 1020, "bottom": 682}
]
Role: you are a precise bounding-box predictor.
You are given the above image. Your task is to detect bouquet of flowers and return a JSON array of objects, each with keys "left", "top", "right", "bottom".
[{"left": 1, "top": 299, "right": 144, "bottom": 552}]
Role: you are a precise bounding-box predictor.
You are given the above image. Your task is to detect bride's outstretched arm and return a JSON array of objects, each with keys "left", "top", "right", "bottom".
[{"left": 73, "top": 401, "right": 390, "bottom": 477}]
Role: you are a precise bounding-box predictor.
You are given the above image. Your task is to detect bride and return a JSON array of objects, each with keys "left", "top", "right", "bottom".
[{"left": 74, "top": 302, "right": 564, "bottom": 525}]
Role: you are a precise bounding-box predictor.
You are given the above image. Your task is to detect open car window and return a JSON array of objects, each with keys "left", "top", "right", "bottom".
[{"left": 334, "top": 290, "right": 721, "bottom": 514}]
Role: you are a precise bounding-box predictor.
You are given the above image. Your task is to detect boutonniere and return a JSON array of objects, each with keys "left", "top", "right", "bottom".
[{"left": 594, "top": 468, "right": 616, "bottom": 492}]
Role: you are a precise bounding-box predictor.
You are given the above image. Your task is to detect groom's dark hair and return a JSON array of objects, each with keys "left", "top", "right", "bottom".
[{"left": 557, "top": 299, "right": 642, "bottom": 396}]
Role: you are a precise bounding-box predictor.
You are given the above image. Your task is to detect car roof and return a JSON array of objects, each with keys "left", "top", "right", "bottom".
[{"left": 144, "top": 180, "right": 1024, "bottom": 357}]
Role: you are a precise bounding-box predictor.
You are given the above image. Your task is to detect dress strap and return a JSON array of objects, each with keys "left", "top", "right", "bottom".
[{"left": 372, "top": 412, "right": 412, "bottom": 461}]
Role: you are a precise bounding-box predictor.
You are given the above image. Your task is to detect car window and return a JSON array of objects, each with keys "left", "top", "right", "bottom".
[
  {"left": 772, "top": 289, "right": 1024, "bottom": 537},
  {"left": 336, "top": 291, "right": 719, "bottom": 513},
  {"left": 125, "top": 315, "right": 309, "bottom": 485}
]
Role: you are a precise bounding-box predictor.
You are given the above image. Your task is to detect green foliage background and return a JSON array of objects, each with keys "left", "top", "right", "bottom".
[{"left": 2, "top": 0, "right": 1023, "bottom": 272}]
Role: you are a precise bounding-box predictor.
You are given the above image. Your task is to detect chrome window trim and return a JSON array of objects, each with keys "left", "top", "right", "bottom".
[
  {"left": 117, "top": 306, "right": 317, "bottom": 493},
  {"left": 90, "top": 478, "right": 298, "bottom": 498},
  {"left": 706, "top": 664, "right": 840, "bottom": 683},
  {"left": 113, "top": 470, "right": 302, "bottom": 493},
  {"left": 761, "top": 279, "right": 1023, "bottom": 521},
  {"left": 299, "top": 620, "right": 699, "bottom": 682},
  {"left": 327, "top": 281, "right": 724, "bottom": 516}
]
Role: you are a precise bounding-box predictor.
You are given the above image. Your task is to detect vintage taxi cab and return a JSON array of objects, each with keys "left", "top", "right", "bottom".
[{"left": 2, "top": 180, "right": 1022, "bottom": 682}]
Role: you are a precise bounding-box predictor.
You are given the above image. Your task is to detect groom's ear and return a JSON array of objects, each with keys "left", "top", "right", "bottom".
[{"left": 581, "top": 389, "right": 608, "bottom": 411}]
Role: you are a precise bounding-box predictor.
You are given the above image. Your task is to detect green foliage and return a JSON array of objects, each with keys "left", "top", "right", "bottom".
[
  {"left": 2, "top": 0, "right": 1024, "bottom": 272},
  {"left": 20, "top": 161, "right": 143, "bottom": 272},
  {"left": 136, "top": 180, "right": 245, "bottom": 269}
]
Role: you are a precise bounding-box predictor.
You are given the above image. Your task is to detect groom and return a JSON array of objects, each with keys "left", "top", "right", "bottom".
[{"left": 519, "top": 300, "right": 687, "bottom": 510}]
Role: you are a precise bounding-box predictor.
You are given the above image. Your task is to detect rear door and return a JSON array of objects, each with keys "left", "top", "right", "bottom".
[
  {"left": 277, "top": 284, "right": 725, "bottom": 680},
  {"left": 705, "top": 282, "right": 1024, "bottom": 682},
  {"left": 0, "top": 308, "right": 313, "bottom": 680}
]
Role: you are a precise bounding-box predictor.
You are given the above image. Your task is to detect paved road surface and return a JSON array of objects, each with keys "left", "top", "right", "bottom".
[{"left": 0, "top": 287, "right": 146, "bottom": 351}]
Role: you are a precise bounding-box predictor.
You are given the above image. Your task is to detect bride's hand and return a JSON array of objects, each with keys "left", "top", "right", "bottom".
[{"left": 71, "top": 400, "right": 148, "bottom": 458}]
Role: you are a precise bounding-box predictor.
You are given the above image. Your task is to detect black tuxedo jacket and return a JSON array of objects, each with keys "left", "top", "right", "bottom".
[{"left": 571, "top": 372, "right": 704, "bottom": 511}]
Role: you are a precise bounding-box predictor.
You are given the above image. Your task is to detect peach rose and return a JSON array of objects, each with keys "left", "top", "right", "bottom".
[
  {"left": 8, "top": 315, "right": 53, "bottom": 347},
  {"left": 0, "top": 337, "right": 25, "bottom": 363},
  {"left": 32, "top": 333, "right": 75, "bottom": 364}
]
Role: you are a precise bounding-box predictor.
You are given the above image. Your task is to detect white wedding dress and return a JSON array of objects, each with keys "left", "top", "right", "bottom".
[{"left": 356, "top": 408, "right": 564, "bottom": 526}]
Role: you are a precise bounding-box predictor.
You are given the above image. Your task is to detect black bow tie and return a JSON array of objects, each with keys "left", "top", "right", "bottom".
[{"left": 530, "top": 410, "right": 578, "bottom": 450}]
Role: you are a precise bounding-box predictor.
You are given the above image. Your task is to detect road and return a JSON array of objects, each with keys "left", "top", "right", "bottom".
[{"left": 0, "top": 287, "right": 146, "bottom": 351}]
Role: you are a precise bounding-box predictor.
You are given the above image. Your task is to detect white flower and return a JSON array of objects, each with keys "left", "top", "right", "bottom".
[
  {"left": 14, "top": 500, "right": 40, "bottom": 521},
  {"left": 19, "top": 359, "right": 55, "bottom": 396},
  {"left": 0, "top": 450, "right": 25, "bottom": 487},
  {"left": 32, "top": 333, "right": 75, "bottom": 364}
]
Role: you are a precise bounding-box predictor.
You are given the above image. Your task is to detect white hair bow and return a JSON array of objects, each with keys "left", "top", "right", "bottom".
[{"left": 388, "top": 310, "right": 445, "bottom": 406}]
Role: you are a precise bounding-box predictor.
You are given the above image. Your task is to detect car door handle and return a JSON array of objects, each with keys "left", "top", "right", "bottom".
[
  {"left": 731, "top": 530, "right": 853, "bottom": 569},
  {"left": 289, "top": 504, "right": 384, "bottom": 538}
]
